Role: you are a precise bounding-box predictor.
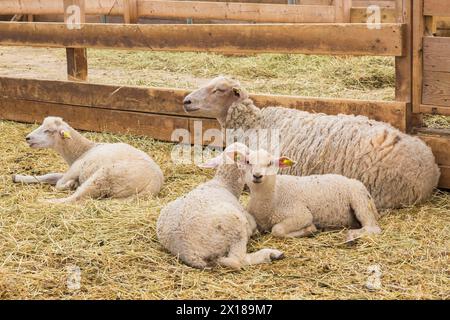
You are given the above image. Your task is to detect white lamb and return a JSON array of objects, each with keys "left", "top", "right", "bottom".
[
  {"left": 206, "top": 147, "right": 381, "bottom": 242},
  {"left": 156, "top": 143, "right": 284, "bottom": 269},
  {"left": 12, "top": 116, "right": 164, "bottom": 203},
  {"left": 182, "top": 76, "right": 440, "bottom": 210}
]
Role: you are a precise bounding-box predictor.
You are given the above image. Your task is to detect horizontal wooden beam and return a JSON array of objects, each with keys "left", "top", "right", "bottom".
[
  {"left": 0, "top": 97, "right": 191, "bottom": 142},
  {"left": 0, "top": 22, "right": 405, "bottom": 56},
  {"left": 419, "top": 104, "right": 450, "bottom": 116},
  {"left": 0, "top": 77, "right": 408, "bottom": 131},
  {"left": 0, "top": 0, "right": 337, "bottom": 23},
  {"left": 351, "top": 7, "right": 396, "bottom": 23},
  {"left": 137, "top": 2, "right": 336, "bottom": 23},
  {"left": 424, "top": 0, "right": 450, "bottom": 18},
  {"left": 423, "top": 71, "right": 450, "bottom": 107},
  {"left": 416, "top": 131, "right": 450, "bottom": 189}
]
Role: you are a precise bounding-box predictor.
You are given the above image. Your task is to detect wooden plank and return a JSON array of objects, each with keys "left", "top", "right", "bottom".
[
  {"left": 422, "top": 71, "right": 450, "bottom": 107},
  {"left": 0, "top": 0, "right": 335, "bottom": 23},
  {"left": 0, "top": 0, "right": 123, "bottom": 15},
  {"left": 64, "top": 0, "right": 87, "bottom": 81},
  {"left": 138, "top": 1, "right": 336, "bottom": 23},
  {"left": 424, "top": 0, "right": 450, "bottom": 17},
  {"left": 350, "top": 7, "right": 396, "bottom": 23},
  {"left": 419, "top": 104, "right": 450, "bottom": 116},
  {"left": 0, "top": 77, "right": 409, "bottom": 131},
  {"left": 124, "top": 0, "right": 139, "bottom": 24},
  {"left": 394, "top": 0, "right": 411, "bottom": 128},
  {"left": 0, "top": 22, "right": 405, "bottom": 56},
  {"left": 438, "top": 165, "right": 450, "bottom": 189},
  {"left": 412, "top": 0, "right": 424, "bottom": 114},
  {"left": 423, "top": 36, "right": 450, "bottom": 73},
  {"left": 0, "top": 97, "right": 191, "bottom": 142},
  {"left": 352, "top": 0, "right": 395, "bottom": 8},
  {"left": 416, "top": 131, "right": 450, "bottom": 189},
  {"left": 334, "top": 0, "right": 352, "bottom": 23},
  {"left": 417, "top": 133, "right": 450, "bottom": 166}
]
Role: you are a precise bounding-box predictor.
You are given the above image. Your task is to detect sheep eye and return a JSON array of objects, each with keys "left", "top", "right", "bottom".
[
  {"left": 213, "top": 88, "right": 226, "bottom": 94},
  {"left": 246, "top": 160, "right": 250, "bottom": 165},
  {"left": 43, "top": 130, "right": 51, "bottom": 134},
  {"left": 269, "top": 161, "right": 273, "bottom": 166}
]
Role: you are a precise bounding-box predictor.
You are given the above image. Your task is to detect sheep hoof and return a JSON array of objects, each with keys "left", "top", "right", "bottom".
[{"left": 269, "top": 250, "right": 285, "bottom": 261}]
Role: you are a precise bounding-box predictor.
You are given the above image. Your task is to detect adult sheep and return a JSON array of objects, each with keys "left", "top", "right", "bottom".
[{"left": 182, "top": 76, "right": 440, "bottom": 209}]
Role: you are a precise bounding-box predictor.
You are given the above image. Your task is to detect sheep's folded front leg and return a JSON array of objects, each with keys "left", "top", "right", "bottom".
[
  {"left": 271, "top": 206, "right": 317, "bottom": 238},
  {"left": 12, "top": 173, "right": 64, "bottom": 185}
]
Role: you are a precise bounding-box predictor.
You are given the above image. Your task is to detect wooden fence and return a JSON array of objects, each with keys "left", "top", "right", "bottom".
[{"left": 0, "top": 0, "right": 449, "bottom": 188}]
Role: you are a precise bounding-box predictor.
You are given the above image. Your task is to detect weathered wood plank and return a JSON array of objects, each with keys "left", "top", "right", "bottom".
[
  {"left": 419, "top": 104, "right": 450, "bottom": 116},
  {"left": 438, "top": 165, "right": 450, "bottom": 189},
  {"left": 0, "top": 22, "right": 405, "bottom": 56},
  {"left": 0, "top": 0, "right": 335, "bottom": 23},
  {"left": 412, "top": 0, "right": 424, "bottom": 113},
  {"left": 417, "top": 133, "right": 450, "bottom": 166},
  {"left": 351, "top": 7, "right": 396, "bottom": 23},
  {"left": 138, "top": 1, "right": 336, "bottom": 23},
  {"left": 422, "top": 71, "right": 450, "bottom": 107},
  {"left": 417, "top": 132, "right": 450, "bottom": 189},
  {"left": 423, "top": 36, "right": 450, "bottom": 73},
  {"left": 0, "top": 77, "right": 408, "bottom": 131},
  {"left": 424, "top": 0, "right": 450, "bottom": 18},
  {"left": 0, "top": 97, "right": 191, "bottom": 142}
]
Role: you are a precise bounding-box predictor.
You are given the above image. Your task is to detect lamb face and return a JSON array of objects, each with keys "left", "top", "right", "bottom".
[
  {"left": 25, "top": 116, "right": 72, "bottom": 149},
  {"left": 242, "top": 149, "right": 296, "bottom": 186},
  {"left": 182, "top": 76, "right": 248, "bottom": 121}
]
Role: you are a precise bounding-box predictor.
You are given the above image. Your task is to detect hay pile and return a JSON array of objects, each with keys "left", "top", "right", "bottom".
[{"left": 0, "top": 120, "right": 448, "bottom": 299}]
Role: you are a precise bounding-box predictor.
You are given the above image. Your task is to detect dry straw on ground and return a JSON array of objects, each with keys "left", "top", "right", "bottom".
[{"left": 0, "top": 120, "right": 448, "bottom": 300}]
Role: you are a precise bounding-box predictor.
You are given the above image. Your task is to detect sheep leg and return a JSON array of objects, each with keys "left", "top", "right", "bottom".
[
  {"left": 45, "top": 169, "right": 108, "bottom": 204},
  {"left": 12, "top": 173, "right": 64, "bottom": 185},
  {"left": 346, "top": 193, "right": 381, "bottom": 242},
  {"left": 217, "top": 240, "right": 284, "bottom": 270},
  {"left": 271, "top": 208, "right": 316, "bottom": 238}
]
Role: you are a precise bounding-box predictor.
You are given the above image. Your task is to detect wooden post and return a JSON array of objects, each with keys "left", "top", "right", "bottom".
[
  {"left": 124, "top": 0, "right": 139, "bottom": 24},
  {"left": 412, "top": 0, "right": 424, "bottom": 115},
  {"left": 395, "top": 0, "right": 416, "bottom": 131},
  {"left": 64, "top": 0, "right": 87, "bottom": 81},
  {"left": 334, "top": 0, "right": 352, "bottom": 23}
]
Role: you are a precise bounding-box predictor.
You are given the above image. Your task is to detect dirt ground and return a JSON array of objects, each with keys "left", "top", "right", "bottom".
[{"left": 0, "top": 46, "right": 449, "bottom": 300}]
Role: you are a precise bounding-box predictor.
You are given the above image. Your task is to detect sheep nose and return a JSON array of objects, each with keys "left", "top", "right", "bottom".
[
  {"left": 25, "top": 136, "right": 31, "bottom": 141},
  {"left": 253, "top": 174, "right": 262, "bottom": 180},
  {"left": 183, "top": 98, "right": 192, "bottom": 105}
]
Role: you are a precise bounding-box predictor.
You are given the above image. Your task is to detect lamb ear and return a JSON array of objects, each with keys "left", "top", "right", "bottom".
[
  {"left": 278, "top": 156, "right": 296, "bottom": 168},
  {"left": 225, "top": 150, "right": 247, "bottom": 165},
  {"left": 60, "top": 130, "right": 72, "bottom": 139},
  {"left": 198, "top": 155, "right": 223, "bottom": 169}
]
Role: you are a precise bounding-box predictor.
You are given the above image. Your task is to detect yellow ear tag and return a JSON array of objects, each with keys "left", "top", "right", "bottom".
[
  {"left": 235, "top": 154, "right": 241, "bottom": 162},
  {"left": 282, "top": 158, "right": 294, "bottom": 166},
  {"left": 62, "top": 131, "right": 72, "bottom": 139}
]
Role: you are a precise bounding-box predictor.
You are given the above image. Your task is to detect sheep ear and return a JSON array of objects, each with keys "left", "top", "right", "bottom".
[
  {"left": 225, "top": 150, "right": 247, "bottom": 164},
  {"left": 278, "top": 156, "right": 296, "bottom": 168},
  {"left": 60, "top": 130, "right": 72, "bottom": 139},
  {"left": 232, "top": 87, "right": 241, "bottom": 97},
  {"left": 198, "top": 155, "right": 223, "bottom": 169}
]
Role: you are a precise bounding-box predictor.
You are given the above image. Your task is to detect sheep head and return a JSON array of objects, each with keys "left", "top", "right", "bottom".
[
  {"left": 183, "top": 76, "right": 249, "bottom": 122},
  {"left": 25, "top": 116, "right": 73, "bottom": 149},
  {"left": 243, "top": 149, "right": 296, "bottom": 185}
]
